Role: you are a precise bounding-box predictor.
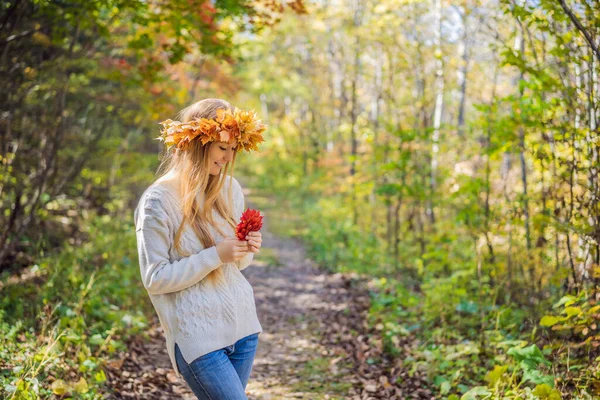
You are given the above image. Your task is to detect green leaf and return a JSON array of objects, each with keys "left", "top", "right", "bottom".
[
  {"left": 89, "top": 334, "right": 105, "bottom": 346},
  {"left": 552, "top": 295, "right": 576, "bottom": 309},
  {"left": 485, "top": 365, "right": 508, "bottom": 386},
  {"left": 522, "top": 367, "right": 554, "bottom": 387},
  {"left": 507, "top": 344, "right": 551, "bottom": 367},
  {"left": 533, "top": 383, "right": 561, "bottom": 399},
  {"left": 440, "top": 381, "right": 451, "bottom": 394},
  {"left": 456, "top": 300, "right": 478, "bottom": 314},
  {"left": 461, "top": 386, "right": 491, "bottom": 400},
  {"left": 51, "top": 379, "right": 69, "bottom": 395},
  {"left": 74, "top": 377, "right": 89, "bottom": 394},
  {"left": 94, "top": 369, "right": 107, "bottom": 383},
  {"left": 539, "top": 315, "right": 560, "bottom": 327},
  {"left": 562, "top": 306, "right": 580, "bottom": 318}
]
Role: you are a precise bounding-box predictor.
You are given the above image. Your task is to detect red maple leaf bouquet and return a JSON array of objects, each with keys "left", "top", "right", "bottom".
[{"left": 235, "top": 208, "right": 263, "bottom": 240}]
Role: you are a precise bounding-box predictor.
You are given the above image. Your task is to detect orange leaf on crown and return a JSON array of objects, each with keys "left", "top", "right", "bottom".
[
  {"left": 157, "top": 107, "right": 267, "bottom": 153},
  {"left": 236, "top": 208, "right": 263, "bottom": 241},
  {"left": 216, "top": 108, "right": 240, "bottom": 139}
]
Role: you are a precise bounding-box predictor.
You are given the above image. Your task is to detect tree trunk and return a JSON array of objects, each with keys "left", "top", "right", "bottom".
[{"left": 429, "top": 0, "right": 444, "bottom": 226}]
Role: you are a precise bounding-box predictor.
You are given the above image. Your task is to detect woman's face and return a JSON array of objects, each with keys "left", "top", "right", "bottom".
[{"left": 208, "top": 138, "right": 238, "bottom": 175}]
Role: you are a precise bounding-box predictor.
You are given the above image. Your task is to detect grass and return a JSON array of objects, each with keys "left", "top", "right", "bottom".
[{"left": 289, "top": 356, "right": 354, "bottom": 398}]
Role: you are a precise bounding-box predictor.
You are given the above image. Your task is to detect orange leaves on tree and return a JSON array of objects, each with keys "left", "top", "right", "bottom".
[{"left": 199, "top": 1, "right": 217, "bottom": 26}]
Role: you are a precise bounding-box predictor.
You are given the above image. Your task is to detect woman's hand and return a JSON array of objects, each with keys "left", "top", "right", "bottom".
[
  {"left": 245, "top": 231, "right": 262, "bottom": 253},
  {"left": 216, "top": 237, "right": 249, "bottom": 263}
]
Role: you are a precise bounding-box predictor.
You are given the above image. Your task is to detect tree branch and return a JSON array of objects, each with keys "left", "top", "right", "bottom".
[{"left": 559, "top": 0, "right": 600, "bottom": 64}]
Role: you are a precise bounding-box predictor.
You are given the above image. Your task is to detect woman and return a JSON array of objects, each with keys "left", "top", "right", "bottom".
[{"left": 134, "top": 98, "right": 266, "bottom": 399}]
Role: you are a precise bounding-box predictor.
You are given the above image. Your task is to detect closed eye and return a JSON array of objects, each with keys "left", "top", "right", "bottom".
[{"left": 220, "top": 146, "right": 238, "bottom": 151}]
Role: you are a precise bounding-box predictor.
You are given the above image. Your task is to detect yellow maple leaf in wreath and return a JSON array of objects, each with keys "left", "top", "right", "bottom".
[{"left": 157, "top": 107, "right": 267, "bottom": 153}]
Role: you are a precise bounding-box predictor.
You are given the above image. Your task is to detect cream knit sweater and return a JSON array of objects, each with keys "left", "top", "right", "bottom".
[{"left": 134, "top": 175, "right": 263, "bottom": 378}]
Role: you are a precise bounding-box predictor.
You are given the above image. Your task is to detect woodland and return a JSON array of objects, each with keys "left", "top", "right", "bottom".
[{"left": 0, "top": 0, "right": 599, "bottom": 399}]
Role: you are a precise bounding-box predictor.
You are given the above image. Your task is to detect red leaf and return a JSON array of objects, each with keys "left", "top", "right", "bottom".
[{"left": 236, "top": 208, "right": 263, "bottom": 240}]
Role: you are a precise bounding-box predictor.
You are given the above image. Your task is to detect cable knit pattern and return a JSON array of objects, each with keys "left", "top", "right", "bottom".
[
  {"left": 134, "top": 175, "right": 263, "bottom": 378},
  {"left": 229, "top": 266, "right": 256, "bottom": 315}
]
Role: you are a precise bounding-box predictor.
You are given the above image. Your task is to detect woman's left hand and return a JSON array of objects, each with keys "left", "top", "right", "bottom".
[{"left": 245, "top": 231, "right": 262, "bottom": 253}]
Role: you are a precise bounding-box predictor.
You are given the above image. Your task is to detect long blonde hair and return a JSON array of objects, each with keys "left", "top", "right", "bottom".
[{"left": 155, "top": 98, "right": 240, "bottom": 284}]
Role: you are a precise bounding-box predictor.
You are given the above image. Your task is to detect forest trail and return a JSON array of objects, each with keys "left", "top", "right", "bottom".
[{"left": 105, "top": 187, "right": 432, "bottom": 399}]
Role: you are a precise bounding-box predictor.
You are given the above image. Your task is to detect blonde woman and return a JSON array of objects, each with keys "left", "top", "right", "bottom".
[{"left": 134, "top": 98, "right": 265, "bottom": 399}]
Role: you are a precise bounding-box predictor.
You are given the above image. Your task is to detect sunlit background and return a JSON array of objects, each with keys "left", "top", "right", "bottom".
[{"left": 1, "top": 0, "right": 599, "bottom": 398}]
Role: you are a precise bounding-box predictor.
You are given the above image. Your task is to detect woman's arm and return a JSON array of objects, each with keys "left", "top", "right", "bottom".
[
  {"left": 236, "top": 252, "right": 254, "bottom": 271},
  {"left": 135, "top": 192, "right": 223, "bottom": 295}
]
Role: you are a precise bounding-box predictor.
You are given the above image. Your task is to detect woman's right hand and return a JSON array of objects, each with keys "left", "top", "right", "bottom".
[{"left": 215, "top": 237, "right": 249, "bottom": 263}]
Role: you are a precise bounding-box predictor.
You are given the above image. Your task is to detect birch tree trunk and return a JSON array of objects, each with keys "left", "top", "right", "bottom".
[
  {"left": 515, "top": 18, "right": 531, "bottom": 252},
  {"left": 370, "top": 43, "right": 384, "bottom": 234},
  {"left": 349, "top": 0, "right": 363, "bottom": 225},
  {"left": 455, "top": 5, "right": 470, "bottom": 141},
  {"left": 429, "top": 0, "right": 444, "bottom": 226}
]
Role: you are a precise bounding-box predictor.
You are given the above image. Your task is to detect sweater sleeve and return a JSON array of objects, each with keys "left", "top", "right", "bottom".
[
  {"left": 134, "top": 190, "right": 224, "bottom": 295},
  {"left": 231, "top": 178, "right": 255, "bottom": 271}
]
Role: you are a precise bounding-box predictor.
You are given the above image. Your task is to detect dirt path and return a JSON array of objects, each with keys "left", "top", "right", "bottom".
[{"left": 104, "top": 189, "right": 432, "bottom": 399}]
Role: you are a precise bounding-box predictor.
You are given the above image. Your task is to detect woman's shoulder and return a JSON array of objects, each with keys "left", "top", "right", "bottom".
[
  {"left": 225, "top": 175, "right": 245, "bottom": 198},
  {"left": 141, "top": 181, "right": 178, "bottom": 203},
  {"left": 134, "top": 182, "right": 180, "bottom": 221},
  {"left": 135, "top": 176, "right": 241, "bottom": 214},
  {"left": 225, "top": 174, "right": 241, "bottom": 188}
]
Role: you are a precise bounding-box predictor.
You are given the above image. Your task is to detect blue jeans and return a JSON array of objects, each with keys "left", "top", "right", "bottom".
[{"left": 174, "top": 333, "right": 260, "bottom": 399}]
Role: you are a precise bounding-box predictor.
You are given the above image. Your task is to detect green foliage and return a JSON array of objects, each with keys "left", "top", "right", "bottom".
[
  {"left": 0, "top": 0, "right": 304, "bottom": 271},
  {"left": 539, "top": 292, "right": 599, "bottom": 341},
  {"left": 0, "top": 209, "right": 150, "bottom": 399},
  {"left": 506, "top": 344, "right": 553, "bottom": 386},
  {"left": 250, "top": 158, "right": 599, "bottom": 397},
  {"left": 2, "top": 0, "right": 600, "bottom": 398}
]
